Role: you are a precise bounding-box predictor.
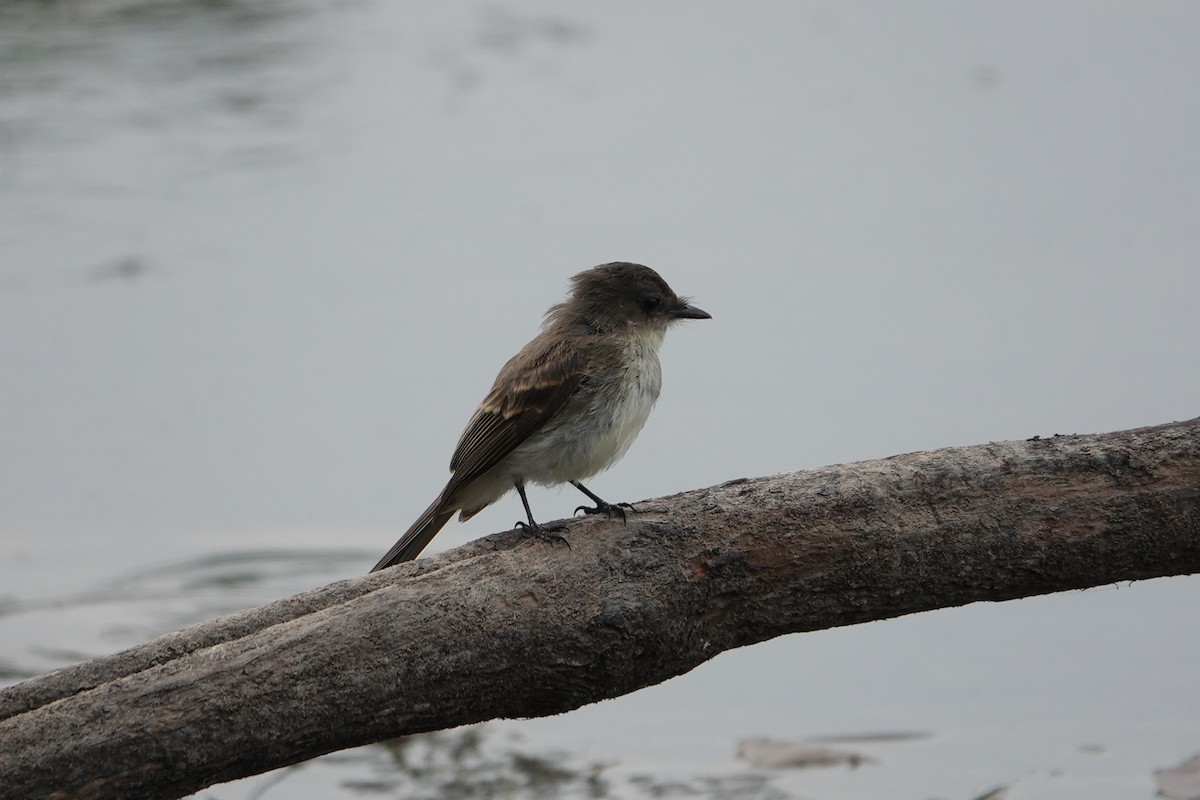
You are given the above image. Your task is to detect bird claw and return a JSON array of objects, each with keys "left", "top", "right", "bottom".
[
  {"left": 574, "top": 501, "right": 634, "bottom": 524},
  {"left": 514, "top": 520, "right": 571, "bottom": 549}
]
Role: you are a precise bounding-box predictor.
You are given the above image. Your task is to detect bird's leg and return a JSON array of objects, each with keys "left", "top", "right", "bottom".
[
  {"left": 513, "top": 481, "right": 569, "bottom": 546},
  {"left": 571, "top": 480, "right": 634, "bottom": 524}
]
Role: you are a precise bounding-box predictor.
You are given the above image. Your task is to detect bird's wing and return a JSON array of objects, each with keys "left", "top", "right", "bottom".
[{"left": 446, "top": 336, "right": 584, "bottom": 492}]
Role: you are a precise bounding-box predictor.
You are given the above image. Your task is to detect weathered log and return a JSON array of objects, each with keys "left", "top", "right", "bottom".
[{"left": 1, "top": 418, "right": 1198, "bottom": 800}]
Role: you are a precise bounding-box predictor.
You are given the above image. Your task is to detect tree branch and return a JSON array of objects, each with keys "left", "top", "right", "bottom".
[{"left": 2, "top": 418, "right": 1198, "bottom": 800}]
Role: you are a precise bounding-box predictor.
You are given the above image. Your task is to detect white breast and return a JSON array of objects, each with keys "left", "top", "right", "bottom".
[{"left": 507, "top": 328, "right": 664, "bottom": 486}]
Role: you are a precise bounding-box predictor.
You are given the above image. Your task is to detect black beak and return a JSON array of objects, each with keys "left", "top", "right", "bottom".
[{"left": 671, "top": 303, "right": 711, "bottom": 320}]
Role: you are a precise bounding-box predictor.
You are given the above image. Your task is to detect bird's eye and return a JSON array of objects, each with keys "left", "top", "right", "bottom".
[{"left": 641, "top": 297, "right": 662, "bottom": 313}]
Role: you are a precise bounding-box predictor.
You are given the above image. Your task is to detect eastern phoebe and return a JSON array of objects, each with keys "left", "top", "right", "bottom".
[{"left": 371, "top": 262, "right": 710, "bottom": 572}]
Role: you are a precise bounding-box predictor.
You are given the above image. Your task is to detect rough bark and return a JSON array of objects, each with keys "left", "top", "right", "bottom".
[{"left": 2, "top": 418, "right": 1198, "bottom": 800}]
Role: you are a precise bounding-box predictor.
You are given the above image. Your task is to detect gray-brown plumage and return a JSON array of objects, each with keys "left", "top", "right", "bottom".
[{"left": 371, "top": 262, "right": 709, "bottom": 571}]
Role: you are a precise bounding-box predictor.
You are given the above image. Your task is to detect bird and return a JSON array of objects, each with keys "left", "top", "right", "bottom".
[{"left": 370, "top": 261, "right": 710, "bottom": 572}]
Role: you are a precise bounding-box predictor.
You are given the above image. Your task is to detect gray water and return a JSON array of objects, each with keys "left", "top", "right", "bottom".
[{"left": 2, "top": 3, "right": 1199, "bottom": 799}]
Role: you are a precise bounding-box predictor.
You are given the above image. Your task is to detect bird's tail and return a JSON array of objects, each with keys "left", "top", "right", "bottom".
[{"left": 370, "top": 492, "right": 457, "bottom": 572}]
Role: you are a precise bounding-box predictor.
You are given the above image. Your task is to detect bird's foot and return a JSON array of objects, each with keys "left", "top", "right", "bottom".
[
  {"left": 574, "top": 500, "right": 635, "bottom": 524},
  {"left": 514, "top": 520, "right": 571, "bottom": 549}
]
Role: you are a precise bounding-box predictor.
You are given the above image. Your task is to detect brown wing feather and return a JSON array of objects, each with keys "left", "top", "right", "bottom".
[
  {"left": 372, "top": 335, "right": 583, "bottom": 570},
  {"left": 446, "top": 335, "right": 583, "bottom": 494}
]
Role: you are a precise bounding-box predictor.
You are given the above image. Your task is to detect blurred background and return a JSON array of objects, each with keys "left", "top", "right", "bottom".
[{"left": 2, "top": 2, "right": 1198, "bottom": 798}]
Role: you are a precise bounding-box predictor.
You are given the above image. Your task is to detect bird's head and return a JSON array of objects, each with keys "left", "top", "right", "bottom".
[{"left": 562, "top": 262, "right": 710, "bottom": 334}]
